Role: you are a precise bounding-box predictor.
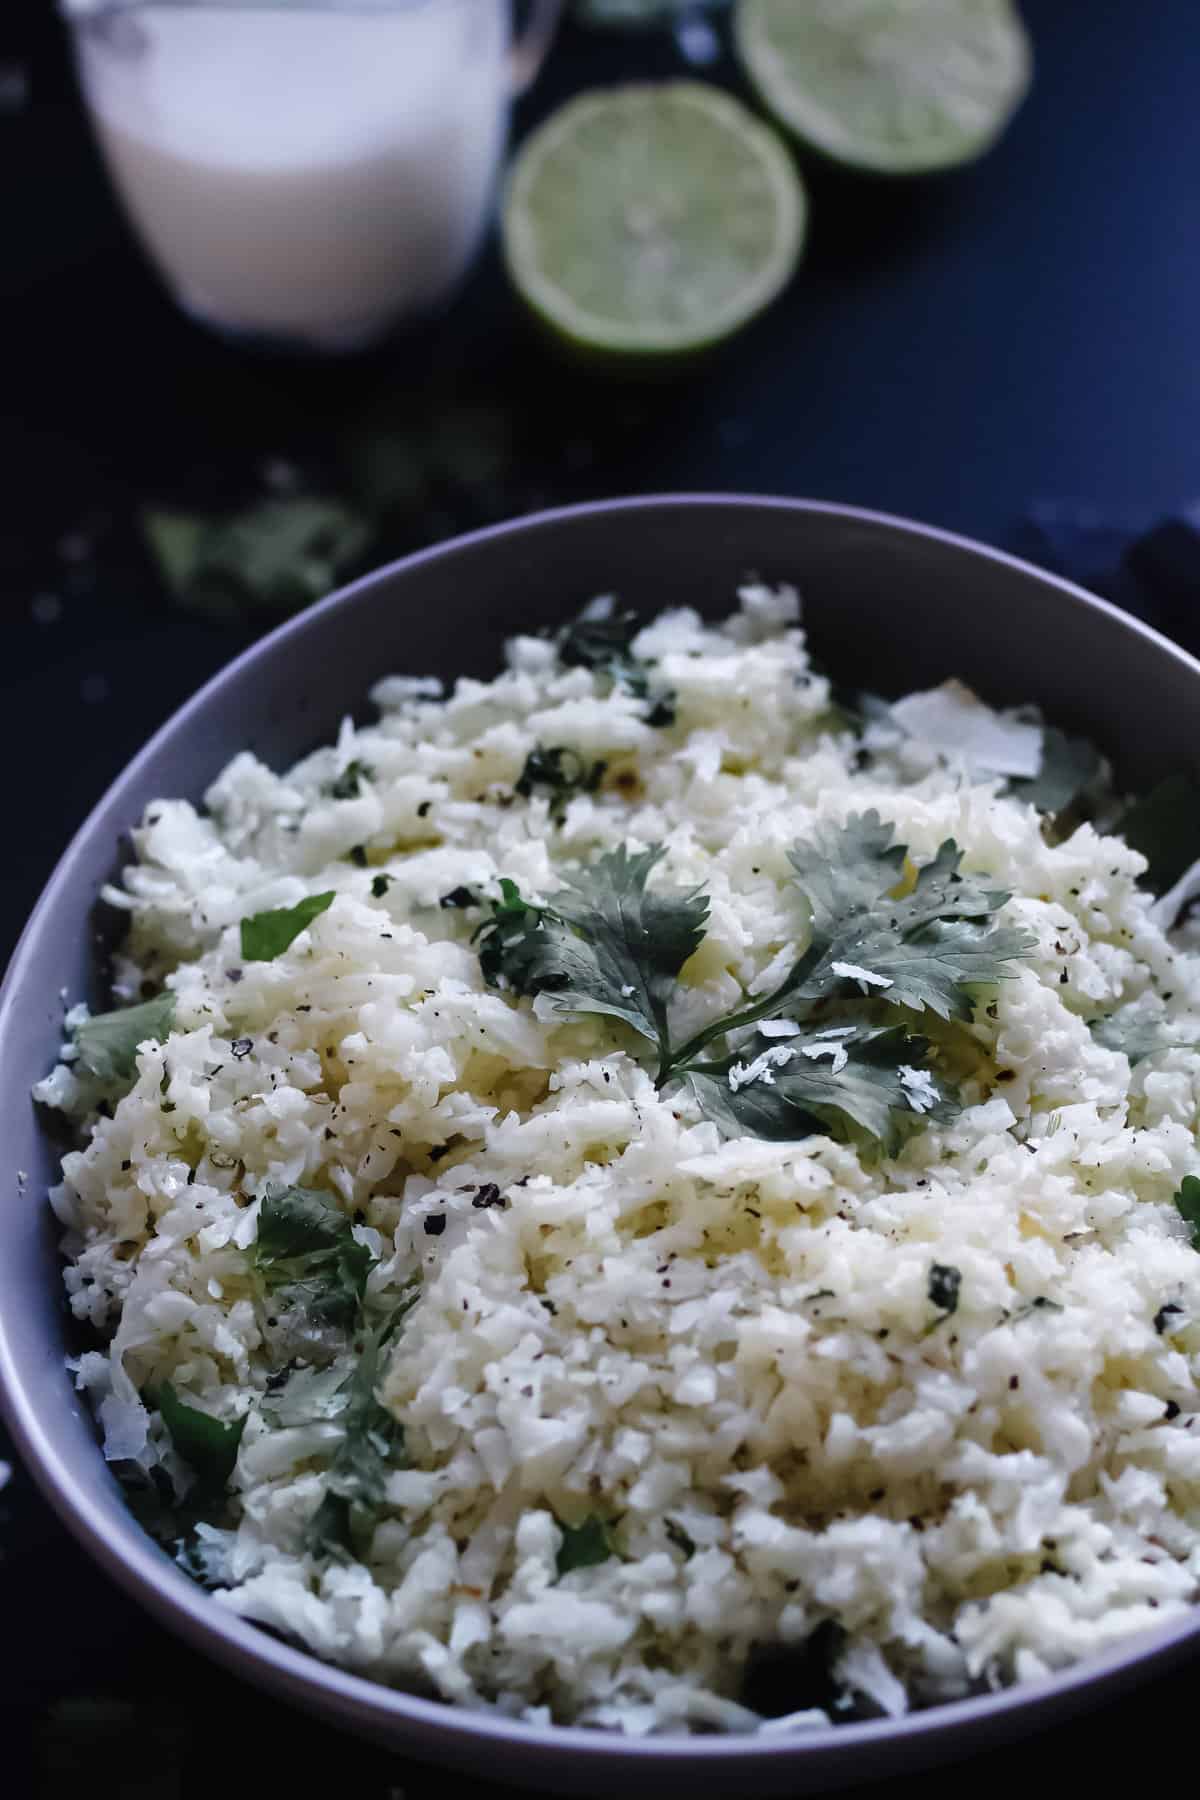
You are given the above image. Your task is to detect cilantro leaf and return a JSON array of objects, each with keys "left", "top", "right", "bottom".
[
  {"left": 240, "top": 890, "right": 335, "bottom": 962},
  {"left": 688, "top": 1025, "right": 951, "bottom": 1146},
  {"left": 159, "top": 1382, "right": 245, "bottom": 1495},
  {"left": 1091, "top": 1004, "right": 1182, "bottom": 1065},
  {"left": 1174, "top": 1176, "right": 1200, "bottom": 1250},
  {"left": 555, "top": 1513, "right": 618, "bottom": 1576},
  {"left": 1009, "top": 727, "right": 1104, "bottom": 818},
  {"left": 556, "top": 598, "right": 675, "bottom": 727},
  {"left": 71, "top": 991, "right": 176, "bottom": 1085},
  {"left": 1120, "top": 773, "right": 1200, "bottom": 895},
  {"left": 477, "top": 848, "right": 707, "bottom": 1067},
  {"left": 304, "top": 1311, "right": 411, "bottom": 1559},
  {"left": 515, "top": 744, "right": 606, "bottom": 822},
  {"left": 251, "top": 1185, "right": 375, "bottom": 1329},
  {"left": 262, "top": 1359, "right": 356, "bottom": 1428},
  {"left": 473, "top": 878, "right": 569, "bottom": 992},
  {"left": 786, "top": 816, "right": 1034, "bottom": 1021}
]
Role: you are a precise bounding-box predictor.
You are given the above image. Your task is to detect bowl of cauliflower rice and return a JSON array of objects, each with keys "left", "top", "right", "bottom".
[{"left": 6, "top": 495, "right": 1200, "bottom": 1794}]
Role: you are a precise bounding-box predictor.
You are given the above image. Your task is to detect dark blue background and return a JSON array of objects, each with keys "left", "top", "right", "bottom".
[{"left": 2, "top": 2, "right": 1200, "bottom": 1793}]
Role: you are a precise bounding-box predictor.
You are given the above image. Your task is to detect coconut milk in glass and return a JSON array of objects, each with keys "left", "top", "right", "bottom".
[{"left": 65, "top": 1, "right": 560, "bottom": 352}]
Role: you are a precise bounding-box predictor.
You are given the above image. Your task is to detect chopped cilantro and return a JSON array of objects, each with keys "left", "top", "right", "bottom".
[
  {"left": 304, "top": 1302, "right": 416, "bottom": 1559},
  {"left": 927, "top": 1263, "right": 962, "bottom": 1319},
  {"left": 329, "top": 760, "right": 372, "bottom": 800},
  {"left": 240, "top": 890, "right": 335, "bottom": 962},
  {"left": 555, "top": 1513, "right": 618, "bottom": 1577},
  {"left": 515, "top": 744, "right": 606, "bottom": 822},
  {"left": 664, "top": 1517, "right": 696, "bottom": 1559},
  {"left": 555, "top": 597, "right": 676, "bottom": 727},
  {"left": 1174, "top": 1176, "right": 1200, "bottom": 1249},
  {"left": 439, "top": 886, "right": 479, "bottom": 910},
  {"left": 251, "top": 1185, "right": 375, "bottom": 1328},
  {"left": 71, "top": 991, "right": 175, "bottom": 1086},
  {"left": 158, "top": 1382, "right": 245, "bottom": 1495}
]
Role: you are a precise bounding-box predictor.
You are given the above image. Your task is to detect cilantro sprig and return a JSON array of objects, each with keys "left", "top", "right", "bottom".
[{"left": 474, "top": 814, "right": 1033, "bottom": 1146}]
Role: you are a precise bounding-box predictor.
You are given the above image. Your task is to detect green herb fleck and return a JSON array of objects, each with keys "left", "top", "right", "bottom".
[
  {"left": 515, "top": 744, "right": 606, "bottom": 822},
  {"left": 555, "top": 1513, "right": 618, "bottom": 1577},
  {"left": 664, "top": 1517, "right": 696, "bottom": 1559},
  {"left": 439, "top": 886, "right": 479, "bottom": 910},
  {"left": 1175, "top": 1176, "right": 1200, "bottom": 1250},
  {"left": 927, "top": 1263, "right": 961, "bottom": 1319},
  {"left": 371, "top": 873, "right": 392, "bottom": 898},
  {"left": 304, "top": 1306, "right": 414, "bottom": 1559},
  {"left": 159, "top": 1382, "right": 245, "bottom": 1495},
  {"left": 71, "top": 992, "right": 176, "bottom": 1086},
  {"left": 329, "top": 760, "right": 372, "bottom": 801},
  {"left": 240, "top": 891, "right": 335, "bottom": 962},
  {"left": 556, "top": 597, "right": 676, "bottom": 727}
]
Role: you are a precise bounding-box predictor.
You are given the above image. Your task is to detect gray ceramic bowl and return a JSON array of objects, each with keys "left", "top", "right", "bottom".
[{"left": 3, "top": 496, "right": 1200, "bottom": 1795}]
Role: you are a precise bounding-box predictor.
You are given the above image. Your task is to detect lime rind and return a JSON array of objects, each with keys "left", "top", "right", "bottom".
[
  {"left": 734, "top": 0, "right": 1032, "bottom": 176},
  {"left": 502, "top": 82, "right": 808, "bottom": 356}
]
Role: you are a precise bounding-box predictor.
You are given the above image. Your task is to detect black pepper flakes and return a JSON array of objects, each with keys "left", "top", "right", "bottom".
[
  {"left": 423, "top": 1214, "right": 447, "bottom": 1237},
  {"left": 1165, "top": 1399, "right": 1182, "bottom": 1421},
  {"left": 471, "top": 1183, "right": 505, "bottom": 1210},
  {"left": 1155, "top": 1303, "right": 1184, "bottom": 1334},
  {"left": 231, "top": 1037, "right": 253, "bottom": 1059}
]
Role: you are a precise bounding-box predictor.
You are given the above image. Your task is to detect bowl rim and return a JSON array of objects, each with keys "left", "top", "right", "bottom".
[{"left": 4, "top": 490, "right": 1200, "bottom": 1778}]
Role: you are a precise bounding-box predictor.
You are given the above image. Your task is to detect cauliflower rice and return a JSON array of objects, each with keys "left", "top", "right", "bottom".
[{"left": 36, "top": 584, "right": 1200, "bottom": 1734}]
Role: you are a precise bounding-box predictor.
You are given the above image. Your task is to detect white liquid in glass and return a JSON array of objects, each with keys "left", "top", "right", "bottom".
[{"left": 77, "top": 2, "right": 511, "bottom": 348}]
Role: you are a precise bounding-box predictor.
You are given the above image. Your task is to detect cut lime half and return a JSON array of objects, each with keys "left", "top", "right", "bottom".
[
  {"left": 735, "top": 0, "right": 1032, "bottom": 176},
  {"left": 502, "top": 82, "right": 807, "bottom": 356}
]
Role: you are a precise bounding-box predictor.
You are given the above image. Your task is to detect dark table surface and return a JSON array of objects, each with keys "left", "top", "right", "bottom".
[{"left": 4, "top": 1, "right": 1200, "bottom": 1794}]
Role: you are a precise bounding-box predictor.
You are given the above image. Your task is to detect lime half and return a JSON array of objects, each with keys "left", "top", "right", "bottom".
[
  {"left": 502, "top": 83, "right": 807, "bottom": 356},
  {"left": 735, "top": 0, "right": 1032, "bottom": 176}
]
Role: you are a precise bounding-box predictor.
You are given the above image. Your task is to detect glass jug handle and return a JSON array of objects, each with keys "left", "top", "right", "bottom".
[{"left": 510, "top": 0, "right": 563, "bottom": 97}]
